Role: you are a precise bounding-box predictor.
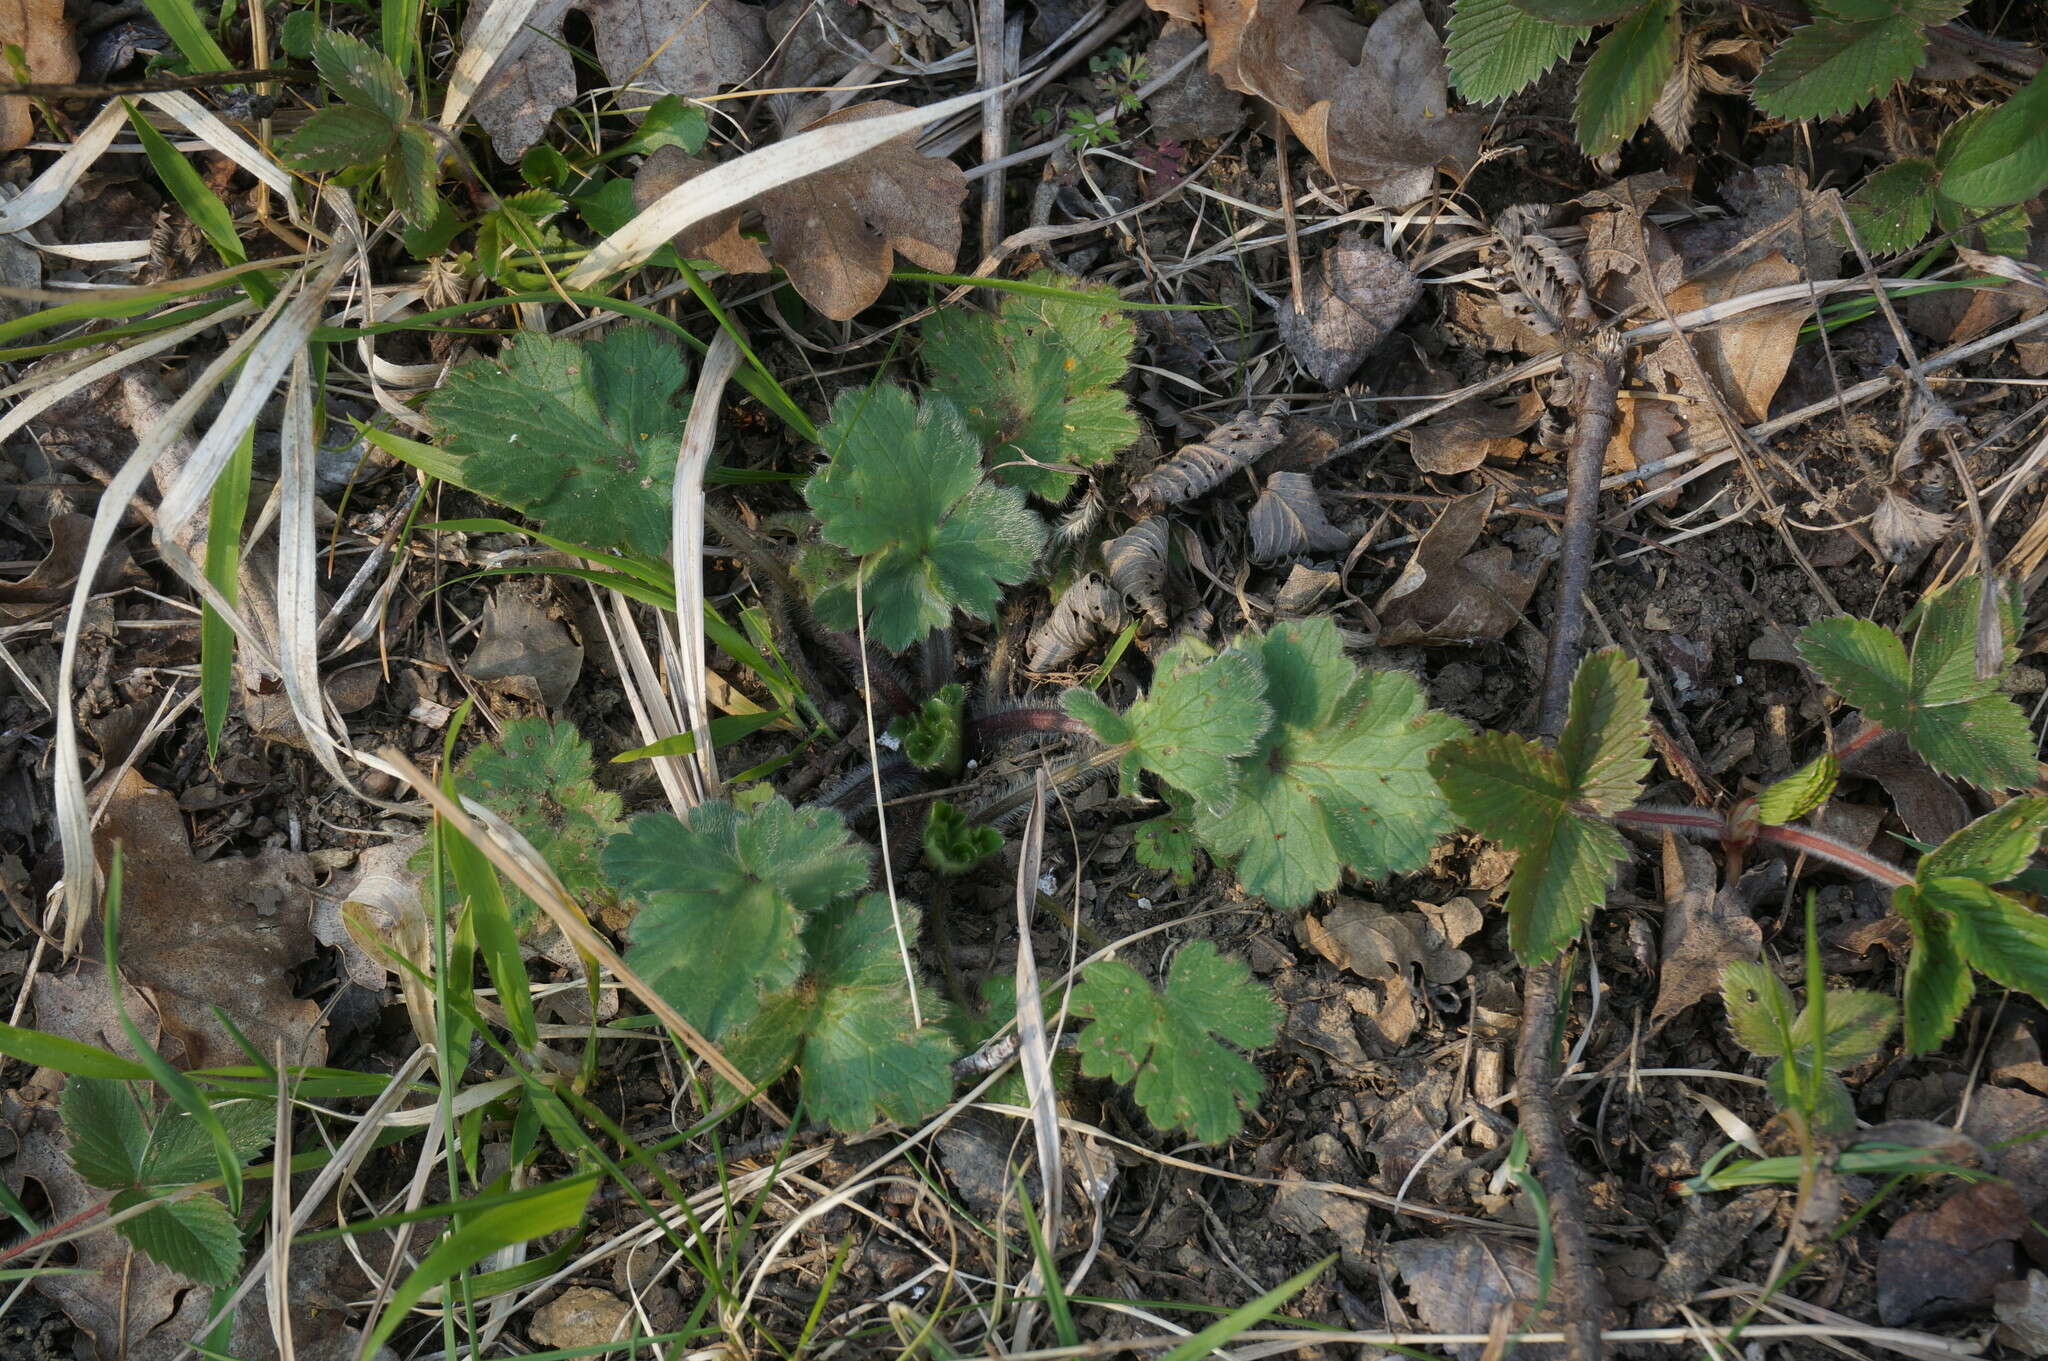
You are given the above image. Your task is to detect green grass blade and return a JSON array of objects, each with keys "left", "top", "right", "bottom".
[
  {"left": 0, "top": 1020, "right": 152, "bottom": 1078},
  {"left": 359, "top": 1175, "right": 597, "bottom": 1355},
  {"left": 122, "top": 104, "right": 251, "bottom": 273},
  {"left": 437, "top": 772, "right": 540, "bottom": 1056},
  {"left": 612, "top": 710, "right": 785, "bottom": 762},
  {"left": 0, "top": 299, "right": 243, "bottom": 364},
  {"left": 141, "top": 0, "right": 233, "bottom": 71},
  {"left": 1015, "top": 1182, "right": 1077, "bottom": 1346},
  {"left": 200, "top": 427, "right": 253, "bottom": 760},
  {"left": 1158, "top": 1254, "right": 1334, "bottom": 1361}
]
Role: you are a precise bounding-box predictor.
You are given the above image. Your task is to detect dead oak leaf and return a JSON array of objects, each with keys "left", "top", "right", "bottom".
[
  {"left": 633, "top": 146, "right": 772, "bottom": 273},
  {"left": 1408, "top": 390, "right": 1544, "bottom": 475},
  {"left": 0, "top": 0, "right": 77, "bottom": 151},
  {"left": 1643, "top": 250, "right": 1803, "bottom": 426}
]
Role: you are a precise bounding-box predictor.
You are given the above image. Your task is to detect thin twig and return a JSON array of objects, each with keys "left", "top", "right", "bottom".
[{"left": 1535, "top": 334, "right": 1622, "bottom": 736}]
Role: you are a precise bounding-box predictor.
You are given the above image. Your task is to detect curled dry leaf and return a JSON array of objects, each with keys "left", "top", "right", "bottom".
[
  {"left": 1249, "top": 471, "right": 1350, "bottom": 561},
  {"left": 1305, "top": 899, "right": 1472, "bottom": 986},
  {"left": 467, "top": 0, "right": 766, "bottom": 161},
  {"left": 636, "top": 101, "right": 967, "bottom": 320},
  {"left": 1375, "top": 487, "right": 1536, "bottom": 646},
  {"left": 1131, "top": 410, "right": 1284, "bottom": 505},
  {"left": 633, "top": 147, "right": 772, "bottom": 273},
  {"left": 1649, "top": 834, "right": 1763, "bottom": 1025},
  {"left": 1277, "top": 229, "right": 1421, "bottom": 389},
  {"left": 465, "top": 587, "right": 585, "bottom": 707},
  {"left": 1274, "top": 562, "right": 1341, "bottom": 615},
  {"left": 1496, "top": 202, "right": 1594, "bottom": 336},
  {"left": 1029, "top": 573, "right": 1130, "bottom": 670},
  {"left": 0, "top": 511, "right": 136, "bottom": 618},
  {"left": 0, "top": 0, "right": 77, "bottom": 151},
  {"left": 1637, "top": 1189, "right": 1780, "bottom": 1326},
  {"left": 1105, "top": 516, "right": 1170, "bottom": 627},
  {"left": 1389, "top": 1234, "right": 1562, "bottom": 1361},
  {"left": 1996, "top": 1273, "right": 2048, "bottom": 1354},
  {"left": 1407, "top": 390, "right": 1545, "bottom": 475},
  {"left": 1603, "top": 392, "right": 1684, "bottom": 478},
  {"left": 1872, "top": 487, "right": 1954, "bottom": 563}
]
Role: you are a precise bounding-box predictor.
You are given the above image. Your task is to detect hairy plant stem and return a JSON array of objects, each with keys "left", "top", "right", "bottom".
[
  {"left": 1611, "top": 805, "right": 1913, "bottom": 889},
  {"left": 1522, "top": 337, "right": 1622, "bottom": 1361},
  {"left": 967, "top": 706, "right": 1093, "bottom": 746}
]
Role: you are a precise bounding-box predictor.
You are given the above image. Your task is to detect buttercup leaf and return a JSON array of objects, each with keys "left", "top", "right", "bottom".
[
  {"left": 1066, "top": 637, "right": 1271, "bottom": 814},
  {"left": 450, "top": 718, "right": 625, "bottom": 933},
  {"left": 807, "top": 386, "right": 1047, "bottom": 651},
  {"left": 923, "top": 801, "right": 1001, "bottom": 875},
  {"left": 1133, "top": 813, "right": 1198, "bottom": 885},
  {"left": 425, "top": 327, "right": 691, "bottom": 557},
  {"left": 1070, "top": 942, "right": 1279, "bottom": 1143},
  {"left": 890, "top": 684, "right": 966, "bottom": 775},
  {"left": 923, "top": 272, "right": 1139, "bottom": 499},
  {"left": 1193, "top": 618, "right": 1462, "bottom": 909}
]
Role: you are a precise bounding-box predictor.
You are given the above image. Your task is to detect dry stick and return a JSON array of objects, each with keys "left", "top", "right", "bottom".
[{"left": 1522, "top": 334, "right": 1624, "bottom": 1361}]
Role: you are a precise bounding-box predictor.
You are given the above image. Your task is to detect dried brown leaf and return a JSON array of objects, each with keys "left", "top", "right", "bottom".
[
  {"left": 1389, "top": 1234, "right": 1563, "bottom": 1361},
  {"left": 1871, "top": 487, "right": 1954, "bottom": 563},
  {"left": 1273, "top": 562, "right": 1341, "bottom": 615},
  {"left": 1376, "top": 488, "right": 1536, "bottom": 645},
  {"left": 1649, "top": 834, "right": 1762, "bottom": 1025},
  {"left": 1305, "top": 899, "right": 1471, "bottom": 985},
  {"left": 1249, "top": 471, "right": 1349, "bottom": 561},
  {"left": 1496, "top": 203, "right": 1593, "bottom": 336},
  {"left": 1877, "top": 1181, "right": 2028, "bottom": 1325},
  {"left": 1104, "top": 517, "right": 1170, "bottom": 627},
  {"left": 1028, "top": 573, "right": 1128, "bottom": 671},
  {"left": 0, "top": 0, "right": 77, "bottom": 151},
  {"left": 633, "top": 147, "right": 773, "bottom": 273},
  {"left": 0, "top": 512, "right": 136, "bottom": 617},
  {"left": 1408, "top": 390, "right": 1544, "bottom": 475},
  {"left": 1131, "top": 411, "right": 1284, "bottom": 505},
  {"left": 1278, "top": 229, "right": 1421, "bottom": 388},
  {"left": 1648, "top": 250, "right": 1804, "bottom": 424},
  {"left": 756, "top": 102, "right": 967, "bottom": 320},
  {"left": 1996, "top": 1272, "right": 2048, "bottom": 1354}
]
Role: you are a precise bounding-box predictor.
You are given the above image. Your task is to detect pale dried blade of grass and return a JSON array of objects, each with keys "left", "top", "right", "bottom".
[
  {"left": 0, "top": 299, "right": 255, "bottom": 445},
  {"left": 1009, "top": 772, "right": 1063, "bottom": 1351},
  {"left": 673, "top": 330, "right": 742, "bottom": 796},
  {"left": 438, "top": 0, "right": 560, "bottom": 130},
  {"left": 854, "top": 572, "right": 921, "bottom": 1025},
  {"left": 0, "top": 101, "right": 126, "bottom": 234},
  {"left": 564, "top": 85, "right": 998, "bottom": 287},
  {"left": 266, "top": 1043, "right": 296, "bottom": 1361},
  {"left": 144, "top": 92, "right": 295, "bottom": 197},
  {"left": 596, "top": 588, "right": 696, "bottom": 814}
]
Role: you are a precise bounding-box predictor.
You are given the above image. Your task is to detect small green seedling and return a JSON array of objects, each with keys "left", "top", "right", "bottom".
[
  {"left": 1720, "top": 960, "right": 1895, "bottom": 1138},
  {"left": 282, "top": 32, "right": 445, "bottom": 229},
  {"left": 923, "top": 800, "right": 1001, "bottom": 875}
]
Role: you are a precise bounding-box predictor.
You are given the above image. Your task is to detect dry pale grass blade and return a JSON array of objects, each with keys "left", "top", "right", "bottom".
[
  {"left": 438, "top": 0, "right": 558, "bottom": 131},
  {"left": 564, "top": 85, "right": 996, "bottom": 288},
  {"left": 371, "top": 747, "right": 791, "bottom": 1122},
  {"left": 143, "top": 91, "right": 295, "bottom": 197},
  {"left": 267, "top": 1044, "right": 297, "bottom": 1361},
  {"left": 853, "top": 573, "right": 921, "bottom": 1025},
  {"left": 0, "top": 299, "right": 255, "bottom": 445},
  {"left": 1008, "top": 772, "right": 1064, "bottom": 1351},
  {"left": 593, "top": 588, "right": 697, "bottom": 815},
  {"left": 672, "top": 330, "right": 742, "bottom": 796},
  {"left": 0, "top": 99, "right": 124, "bottom": 234},
  {"left": 52, "top": 278, "right": 308, "bottom": 948}
]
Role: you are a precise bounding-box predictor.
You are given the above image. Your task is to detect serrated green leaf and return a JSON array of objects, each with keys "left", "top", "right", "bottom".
[
  {"left": 722, "top": 894, "right": 955, "bottom": 1132},
  {"left": 1555, "top": 647, "right": 1653, "bottom": 814},
  {"left": 1752, "top": 16, "right": 1928, "bottom": 121},
  {"left": 387, "top": 125, "right": 442, "bottom": 230},
  {"left": 923, "top": 270, "right": 1139, "bottom": 499},
  {"left": 1920, "top": 796, "right": 2048, "bottom": 885},
  {"left": 283, "top": 105, "right": 398, "bottom": 173},
  {"left": 890, "top": 684, "right": 966, "bottom": 775},
  {"left": 311, "top": 30, "right": 410, "bottom": 122},
  {"left": 1505, "top": 0, "right": 1642, "bottom": 21},
  {"left": 1756, "top": 754, "right": 1840, "bottom": 826},
  {"left": 1133, "top": 814, "right": 1197, "bottom": 886},
  {"left": 610, "top": 798, "right": 871, "bottom": 1040},
  {"left": 1799, "top": 615, "right": 1911, "bottom": 720},
  {"left": 1847, "top": 158, "right": 1938, "bottom": 254},
  {"left": 113, "top": 1188, "right": 242, "bottom": 1287},
  {"left": 140, "top": 1100, "right": 276, "bottom": 1188},
  {"left": 1093, "top": 639, "right": 1271, "bottom": 816},
  {"left": 1907, "top": 574, "right": 2016, "bottom": 705},
  {"left": 1070, "top": 942, "right": 1278, "bottom": 1143},
  {"left": 1448, "top": 0, "right": 1588, "bottom": 102},
  {"left": 1574, "top": 0, "right": 1678, "bottom": 157},
  {"left": 1897, "top": 884, "right": 1975, "bottom": 1054},
  {"left": 924, "top": 800, "right": 1001, "bottom": 875},
  {"left": 446, "top": 718, "right": 625, "bottom": 933},
  {"left": 806, "top": 386, "right": 1048, "bottom": 651},
  {"left": 1922, "top": 875, "right": 2048, "bottom": 1012},
  {"left": 1193, "top": 619, "right": 1461, "bottom": 910},
  {"left": 1937, "top": 68, "right": 2048, "bottom": 210},
  {"left": 1791, "top": 988, "right": 1896, "bottom": 1069},
  {"left": 62, "top": 1077, "right": 148, "bottom": 1191},
  {"left": 424, "top": 327, "right": 690, "bottom": 557},
  {"left": 1721, "top": 961, "right": 1798, "bottom": 1059},
  {"left": 1766, "top": 1060, "right": 1857, "bottom": 1136}
]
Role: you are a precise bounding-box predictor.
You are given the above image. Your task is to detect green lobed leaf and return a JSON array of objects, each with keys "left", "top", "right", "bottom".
[
  {"left": 1755, "top": 754, "right": 1840, "bottom": 826},
  {"left": 62, "top": 1077, "right": 149, "bottom": 1191},
  {"left": 311, "top": 30, "right": 410, "bottom": 122},
  {"left": 890, "top": 684, "right": 966, "bottom": 775},
  {"left": 1505, "top": 0, "right": 1643, "bottom": 21},
  {"left": 424, "top": 327, "right": 691, "bottom": 557},
  {"left": 445, "top": 718, "right": 625, "bottom": 934},
  {"left": 282, "top": 105, "right": 398, "bottom": 173},
  {"left": 1070, "top": 942, "right": 1279, "bottom": 1143},
  {"left": 806, "top": 386, "right": 1048, "bottom": 651},
  {"left": 1133, "top": 813, "right": 1197, "bottom": 886},
  {"left": 1919, "top": 796, "right": 2048, "bottom": 885},
  {"left": 1574, "top": 0, "right": 1679, "bottom": 158},
  {"left": 1896, "top": 884, "right": 1975, "bottom": 1054},
  {"left": 1846, "top": 158, "right": 1938, "bottom": 254},
  {"left": 721, "top": 894, "right": 955, "bottom": 1132},
  {"left": 1922, "top": 875, "right": 2048, "bottom": 1012},
  {"left": 1790, "top": 988, "right": 1896, "bottom": 1070},
  {"left": 1937, "top": 67, "right": 2048, "bottom": 210},
  {"left": 1721, "top": 961, "right": 1798, "bottom": 1059},
  {"left": 1752, "top": 16, "right": 1931, "bottom": 121},
  {"left": 922, "top": 270, "right": 1139, "bottom": 500},
  {"left": 1079, "top": 638, "right": 1271, "bottom": 816},
  {"left": 1555, "top": 647, "right": 1653, "bottom": 814},
  {"left": 113, "top": 1188, "right": 243, "bottom": 1287},
  {"left": 610, "top": 798, "right": 871, "bottom": 1039},
  {"left": 1193, "top": 619, "right": 1462, "bottom": 910},
  {"left": 1448, "top": 0, "right": 1588, "bottom": 103},
  {"left": 923, "top": 800, "right": 1001, "bottom": 875}
]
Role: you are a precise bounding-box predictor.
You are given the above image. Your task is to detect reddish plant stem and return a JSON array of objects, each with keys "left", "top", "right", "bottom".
[
  {"left": 0, "top": 1196, "right": 111, "bottom": 1263},
  {"left": 1613, "top": 805, "right": 1729, "bottom": 837},
  {"left": 966, "top": 706, "right": 1092, "bottom": 744},
  {"left": 1756, "top": 824, "right": 1914, "bottom": 889},
  {"left": 1834, "top": 719, "right": 1887, "bottom": 767}
]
